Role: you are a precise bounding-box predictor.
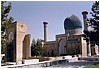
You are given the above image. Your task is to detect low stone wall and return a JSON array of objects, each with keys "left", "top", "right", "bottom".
[
  {"left": 1, "top": 54, "right": 5, "bottom": 60},
  {"left": 3, "top": 59, "right": 66, "bottom": 68},
  {"left": 63, "top": 56, "right": 78, "bottom": 62},
  {"left": 78, "top": 57, "right": 99, "bottom": 61},
  {"left": 24, "top": 59, "right": 39, "bottom": 64},
  {"left": 2, "top": 56, "right": 79, "bottom": 68},
  {"left": 49, "top": 56, "right": 78, "bottom": 62},
  {"left": 15, "top": 59, "right": 39, "bottom": 64},
  {"left": 49, "top": 56, "right": 63, "bottom": 61}
]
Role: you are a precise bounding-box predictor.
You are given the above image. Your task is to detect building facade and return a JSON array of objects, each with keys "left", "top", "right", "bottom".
[{"left": 42, "top": 12, "right": 99, "bottom": 57}]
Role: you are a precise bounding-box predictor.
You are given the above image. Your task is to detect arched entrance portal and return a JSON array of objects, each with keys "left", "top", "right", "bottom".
[
  {"left": 7, "top": 42, "right": 15, "bottom": 62},
  {"left": 59, "top": 39, "right": 66, "bottom": 55}
]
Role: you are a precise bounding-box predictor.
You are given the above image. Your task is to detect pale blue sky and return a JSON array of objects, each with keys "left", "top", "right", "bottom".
[{"left": 9, "top": 1, "right": 93, "bottom": 42}]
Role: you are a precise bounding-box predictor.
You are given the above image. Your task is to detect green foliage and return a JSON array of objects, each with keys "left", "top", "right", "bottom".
[
  {"left": 1, "top": 1, "right": 14, "bottom": 54},
  {"left": 31, "top": 38, "right": 43, "bottom": 57},
  {"left": 84, "top": 1, "right": 99, "bottom": 46},
  {"left": 83, "top": 63, "right": 99, "bottom": 68}
]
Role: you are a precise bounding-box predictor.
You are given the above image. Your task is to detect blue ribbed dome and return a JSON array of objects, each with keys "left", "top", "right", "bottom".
[{"left": 64, "top": 14, "right": 82, "bottom": 30}]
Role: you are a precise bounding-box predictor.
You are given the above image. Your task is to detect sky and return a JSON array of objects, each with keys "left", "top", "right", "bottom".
[{"left": 8, "top": 1, "right": 94, "bottom": 43}]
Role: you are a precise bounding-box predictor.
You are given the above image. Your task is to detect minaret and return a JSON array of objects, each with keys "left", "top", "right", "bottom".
[
  {"left": 82, "top": 11, "right": 91, "bottom": 56},
  {"left": 43, "top": 22, "right": 48, "bottom": 42},
  {"left": 82, "top": 11, "right": 88, "bottom": 31}
]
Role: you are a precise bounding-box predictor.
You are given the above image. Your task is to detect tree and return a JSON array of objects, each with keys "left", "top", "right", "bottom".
[
  {"left": 1, "top": 1, "right": 14, "bottom": 54},
  {"left": 31, "top": 38, "right": 36, "bottom": 56},
  {"left": 36, "top": 39, "right": 43, "bottom": 56},
  {"left": 84, "top": 1, "right": 99, "bottom": 46},
  {"left": 31, "top": 38, "right": 43, "bottom": 57}
]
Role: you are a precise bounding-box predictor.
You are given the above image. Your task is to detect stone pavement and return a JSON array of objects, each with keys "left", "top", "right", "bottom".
[{"left": 46, "top": 60, "right": 99, "bottom": 68}]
